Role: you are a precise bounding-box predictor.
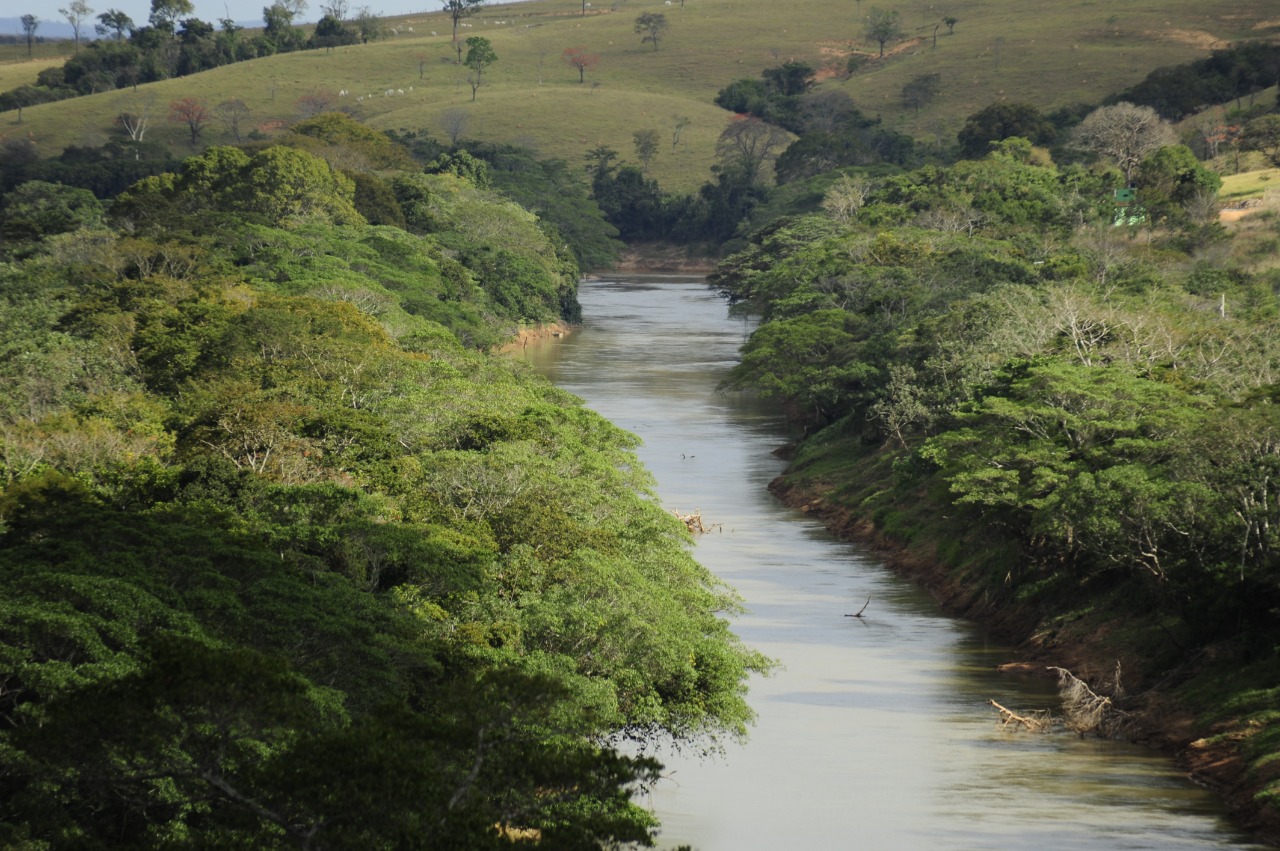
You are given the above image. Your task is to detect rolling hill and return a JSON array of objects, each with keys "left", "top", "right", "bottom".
[{"left": 2, "top": 0, "right": 1279, "bottom": 191}]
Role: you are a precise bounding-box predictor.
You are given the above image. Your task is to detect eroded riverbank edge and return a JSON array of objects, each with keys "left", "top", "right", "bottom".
[{"left": 767, "top": 472, "right": 1280, "bottom": 847}]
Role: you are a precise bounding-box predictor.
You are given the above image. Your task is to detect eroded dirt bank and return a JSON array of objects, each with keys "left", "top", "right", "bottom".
[{"left": 767, "top": 474, "right": 1280, "bottom": 847}]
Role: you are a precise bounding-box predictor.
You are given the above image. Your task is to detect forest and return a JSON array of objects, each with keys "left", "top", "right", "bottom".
[
  {"left": 0, "top": 115, "right": 768, "bottom": 847},
  {"left": 5, "top": 0, "right": 1280, "bottom": 841}
]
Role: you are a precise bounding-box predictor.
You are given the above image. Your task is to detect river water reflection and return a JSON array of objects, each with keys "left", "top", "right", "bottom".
[{"left": 518, "top": 277, "right": 1264, "bottom": 851}]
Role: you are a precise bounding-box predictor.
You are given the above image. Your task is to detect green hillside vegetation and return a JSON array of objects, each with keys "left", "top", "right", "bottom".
[
  {"left": 712, "top": 139, "right": 1280, "bottom": 825},
  {"left": 4, "top": 0, "right": 1280, "bottom": 191},
  {"left": 0, "top": 128, "right": 769, "bottom": 846},
  {"left": 0, "top": 57, "right": 67, "bottom": 91}
]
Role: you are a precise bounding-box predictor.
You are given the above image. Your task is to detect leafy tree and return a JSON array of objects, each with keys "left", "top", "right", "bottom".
[
  {"left": 312, "top": 13, "right": 358, "bottom": 48},
  {"left": 761, "top": 61, "right": 815, "bottom": 97},
  {"left": 263, "top": 2, "right": 306, "bottom": 52},
  {"left": 20, "top": 14, "right": 38, "bottom": 58},
  {"left": 957, "top": 102, "right": 1057, "bottom": 158},
  {"left": 1242, "top": 114, "right": 1280, "bottom": 165},
  {"left": 863, "top": 7, "right": 902, "bottom": 58},
  {"left": 1132, "top": 144, "right": 1221, "bottom": 228},
  {"left": 943, "top": 14, "right": 957, "bottom": 33},
  {"left": 0, "top": 180, "right": 104, "bottom": 250},
  {"left": 60, "top": 0, "right": 94, "bottom": 53},
  {"left": 463, "top": 36, "right": 497, "bottom": 102},
  {"left": 169, "top": 95, "right": 209, "bottom": 145},
  {"left": 716, "top": 116, "right": 791, "bottom": 186},
  {"left": 149, "top": 0, "right": 193, "bottom": 31},
  {"left": 901, "top": 72, "right": 941, "bottom": 115},
  {"left": 96, "top": 8, "right": 134, "bottom": 40},
  {"left": 562, "top": 45, "right": 600, "bottom": 83},
  {"left": 352, "top": 5, "right": 385, "bottom": 42},
  {"left": 633, "top": 129, "right": 659, "bottom": 172},
  {"left": 441, "top": 0, "right": 485, "bottom": 63},
  {"left": 634, "top": 12, "right": 668, "bottom": 52}
]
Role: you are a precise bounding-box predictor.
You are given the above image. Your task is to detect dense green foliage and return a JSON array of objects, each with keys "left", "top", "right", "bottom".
[
  {"left": 716, "top": 138, "right": 1280, "bottom": 808},
  {"left": 1108, "top": 42, "right": 1280, "bottom": 120},
  {"left": 392, "top": 133, "right": 624, "bottom": 273},
  {"left": 0, "top": 126, "right": 767, "bottom": 847}
]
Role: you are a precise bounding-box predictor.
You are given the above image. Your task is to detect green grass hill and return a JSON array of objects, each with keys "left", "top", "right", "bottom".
[{"left": 4, "top": 0, "right": 1280, "bottom": 190}]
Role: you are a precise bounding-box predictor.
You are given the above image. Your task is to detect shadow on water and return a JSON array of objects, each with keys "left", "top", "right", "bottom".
[{"left": 517, "top": 278, "right": 1265, "bottom": 851}]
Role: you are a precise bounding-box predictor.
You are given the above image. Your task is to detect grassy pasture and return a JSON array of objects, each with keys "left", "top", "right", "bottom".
[
  {"left": 2, "top": 0, "right": 1278, "bottom": 190},
  {"left": 0, "top": 56, "right": 67, "bottom": 91}
]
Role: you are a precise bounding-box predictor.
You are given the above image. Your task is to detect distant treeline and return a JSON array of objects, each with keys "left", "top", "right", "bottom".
[
  {"left": 0, "top": 8, "right": 380, "bottom": 114},
  {"left": 1108, "top": 42, "right": 1280, "bottom": 120}
]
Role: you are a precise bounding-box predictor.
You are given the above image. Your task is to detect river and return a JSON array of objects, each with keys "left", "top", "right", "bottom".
[{"left": 516, "top": 276, "right": 1265, "bottom": 851}]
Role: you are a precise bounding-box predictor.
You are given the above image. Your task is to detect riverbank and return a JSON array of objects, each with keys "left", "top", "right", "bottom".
[
  {"left": 767, "top": 470, "right": 1280, "bottom": 847},
  {"left": 495, "top": 320, "right": 573, "bottom": 353},
  {"left": 608, "top": 243, "right": 718, "bottom": 276}
]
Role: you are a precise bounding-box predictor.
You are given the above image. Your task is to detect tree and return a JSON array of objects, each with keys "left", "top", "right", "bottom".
[
  {"left": 60, "top": 0, "right": 93, "bottom": 53},
  {"left": 957, "top": 102, "right": 1057, "bottom": 158},
  {"left": 634, "top": 12, "right": 668, "bottom": 52},
  {"left": 263, "top": 2, "right": 306, "bottom": 51},
  {"left": 943, "top": 14, "right": 957, "bottom": 33},
  {"left": 863, "top": 8, "right": 902, "bottom": 58},
  {"left": 901, "top": 72, "right": 941, "bottom": 115},
  {"left": 561, "top": 46, "right": 600, "bottom": 83},
  {"left": 20, "top": 14, "right": 39, "bottom": 58},
  {"left": 715, "top": 116, "right": 791, "bottom": 186},
  {"left": 95, "top": 8, "right": 133, "bottom": 39},
  {"left": 463, "top": 36, "right": 496, "bottom": 102},
  {"left": 169, "top": 96, "right": 209, "bottom": 145},
  {"left": 295, "top": 89, "right": 335, "bottom": 117},
  {"left": 150, "top": 0, "right": 194, "bottom": 31},
  {"left": 1242, "top": 114, "right": 1280, "bottom": 166},
  {"left": 821, "top": 173, "right": 874, "bottom": 223},
  {"left": 440, "top": 107, "right": 471, "bottom": 145},
  {"left": 442, "top": 0, "right": 485, "bottom": 63},
  {"left": 1074, "top": 102, "right": 1176, "bottom": 183},
  {"left": 118, "top": 93, "right": 157, "bottom": 141},
  {"left": 214, "top": 97, "right": 250, "bottom": 141},
  {"left": 320, "top": 0, "right": 349, "bottom": 18},
  {"left": 672, "top": 115, "right": 691, "bottom": 153},
  {"left": 352, "top": 5, "right": 385, "bottom": 42},
  {"left": 633, "top": 129, "right": 659, "bottom": 172}
]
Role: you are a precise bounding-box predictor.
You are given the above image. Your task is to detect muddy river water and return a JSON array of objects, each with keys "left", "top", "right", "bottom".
[{"left": 517, "top": 277, "right": 1265, "bottom": 851}]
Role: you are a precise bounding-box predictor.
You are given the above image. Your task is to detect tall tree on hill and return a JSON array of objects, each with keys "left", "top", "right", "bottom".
[
  {"left": 149, "top": 0, "right": 193, "bottom": 32},
  {"left": 634, "top": 12, "right": 668, "bottom": 52},
  {"left": 169, "top": 96, "right": 209, "bottom": 144},
  {"left": 442, "top": 0, "right": 485, "bottom": 63},
  {"left": 864, "top": 8, "right": 902, "bottom": 58},
  {"left": 464, "top": 36, "right": 496, "bottom": 101},
  {"left": 901, "top": 72, "right": 941, "bottom": 115},
  {"left": 60, "top": 0, "right": 93, "bottom": 53},
  {"left": 633, "top": 129, "right": 659, "bottom": 172},
  {"left": 20, "top": 15, "right": 38, "bottom": 58},
  {"left": 562, "top": 46, "right": 600, "bottom": 83},
  {"left": 716, "top": 116, "right": 790, "bottom": 186},
  {"left": 95, "top": 8, "right": 134, "bottom": 39}
]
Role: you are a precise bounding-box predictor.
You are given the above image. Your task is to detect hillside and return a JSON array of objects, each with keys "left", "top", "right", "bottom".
[{"left": 3, "top": 0, "right": 1279, "bottom": 191}]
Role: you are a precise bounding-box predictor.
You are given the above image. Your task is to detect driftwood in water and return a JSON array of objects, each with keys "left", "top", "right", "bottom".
[
  {"left": 1050, "top": 664, "right": 1134, "bottom": 738},
  {"left": 844, "top": 596, "right": 871, "bottom": 618},
  {"left": 672, "top": 508, "right": 721, "bottom": 534},
  {"left": 988, "top": 699, "right": 1054, "bottom": 732}
]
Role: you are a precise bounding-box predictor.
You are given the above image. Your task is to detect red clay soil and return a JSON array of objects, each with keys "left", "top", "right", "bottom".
[{"left": 767, "top": 474, "right": 1280, "bottom": 847}]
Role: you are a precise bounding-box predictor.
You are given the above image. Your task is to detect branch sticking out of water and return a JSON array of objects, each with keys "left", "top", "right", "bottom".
[
  {"left": 1049, "top": 665, "right": 1135, "bottom": 738},
  {"left": 988, "top": 699, "right": 1054, "bottom": 733}
]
